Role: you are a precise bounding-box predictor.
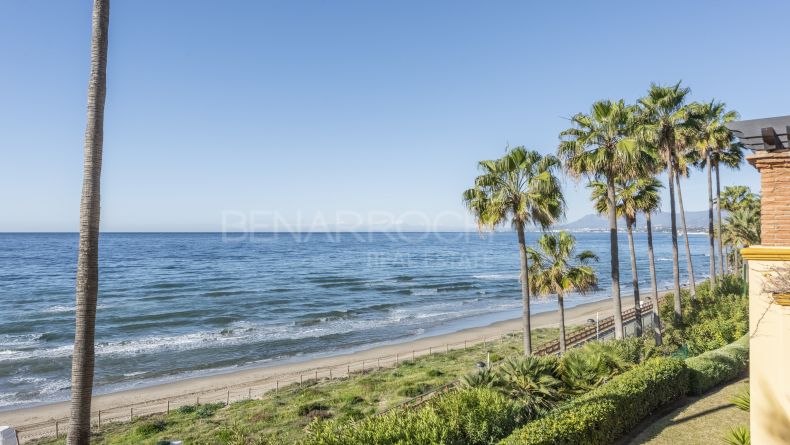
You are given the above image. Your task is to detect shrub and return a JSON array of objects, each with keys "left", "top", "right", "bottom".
[
  {"left": 298, "top": 401, "right": 331, "bottom": 416},
  {"left": 175, "top": 404, "right": 196, "bottom": 414},
  {"left": 497, "top": 355, "right": 563, "bottom": 418},
  {"left": 397, "top": 383, "right": 431, "bottom": 397},
  {"left": 686, "top": 334, "right": 749, "bottom": 395},
  {"left": 499, "top": 357, "right": 688, "bottom": 445},
  {"left": 136, "top": 419, "right": 167, "bottom": 436},
  {"left": 195, "top": 402, "right": 225, "bottom": 418},
  {"left": 659, "top": 275, "right": 747, "bottom": 353},
  {"left": 303, "top": 387, "right": 524, "bottom": 445},
  {"left": 426, "top": 368, "right": 444, "bottom": 377}
]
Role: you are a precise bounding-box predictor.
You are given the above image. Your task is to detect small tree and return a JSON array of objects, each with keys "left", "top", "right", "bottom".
[{"left": 526, "top": 232, "right": 598, "bottom": 353}]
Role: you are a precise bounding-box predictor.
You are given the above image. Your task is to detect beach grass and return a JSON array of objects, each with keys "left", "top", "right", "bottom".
[{"left": 31, "top": 326, "right": 571, "bottom": 444}]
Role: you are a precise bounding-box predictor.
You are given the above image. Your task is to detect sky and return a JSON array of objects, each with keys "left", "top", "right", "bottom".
[{"left": 1, "top": 0, "right": 787, "bottom": 232}]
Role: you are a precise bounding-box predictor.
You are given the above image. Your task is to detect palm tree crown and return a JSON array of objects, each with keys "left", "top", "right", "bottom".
[
  {"left": 463, "top": 147, "right": 564, "bottom": 231},
  {"left": 527, "top": 232, "right": 598, "bottom": 297}
]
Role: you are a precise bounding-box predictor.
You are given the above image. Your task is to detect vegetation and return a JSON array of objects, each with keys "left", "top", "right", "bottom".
[
  {"left": 463, "top": 147, "right": 565, "bottom": 355},
  {"left": 499, "top": 357, "right": 688, "bottom": 445},
  {"left": 720, "top": 185, "right": 761, "bottom": 273},
  {"left": 686, "top": 335, "right": 749, "bottom": 395},
  {"left": 304, "top": 338, "right": 659, "bottom": 445},
  {"left": 526, "top": 231, "right": 598, "bottom": 352},
  {"left": 32, "top": 328, "right": 567, "bottom": 445},
  {"left": 659, "top": 275, "right": 748, "bottom": 355},
  {"left": 724, "top": 387, "right": 751, "bottom": 445}
]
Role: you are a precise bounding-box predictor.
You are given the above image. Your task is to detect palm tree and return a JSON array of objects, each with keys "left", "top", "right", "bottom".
[
  {"left": 714, "top": 143, "right": 745, "bottom": 274},
  {"left": 691, "top": 101, "right": 739, "bottom": 285},
  {"left": 68, "top": 0, "right": 110, "bottom": 443},
  {"left": 558, "top": 99, "right": 642, "bottom": 339},
  {"left": 463, "top": 147, "right": 565, "bottom": 355},
  {"left": 526, "top": 232, "right": 598, "bottom": 353},
  {"left": 723, "top": 205, "right": 761, "bottom": 276},
  {"left": 720, "top": 186, "right": 761, "bottom": 274},
  {"left": 637, "top": 82, "right": 695, "bottom": 325},
  {"left": 634, "top": 178, "right": 664, "bottom": 345},
  {"left": 673, "top": 152, "right": 697, "bottom": 298},
  {"left": 589, "top": 176, "right": 659, "bottom": 338}
]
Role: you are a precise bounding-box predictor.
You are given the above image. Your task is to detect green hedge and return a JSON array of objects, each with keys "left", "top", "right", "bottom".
[
  {"left": 302, "top": 387, "right": 525, "bottom": 445},
  {"left": 686, "top": 334, "right": 749, "bottom": 395},
  {"left": 498, "top": 357, "right": 688, "bottom": 445}
]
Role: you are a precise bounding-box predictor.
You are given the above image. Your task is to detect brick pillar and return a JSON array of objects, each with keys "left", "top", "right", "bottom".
[{"left": 748, "top": 151, "right": 790, "bottom": 246}]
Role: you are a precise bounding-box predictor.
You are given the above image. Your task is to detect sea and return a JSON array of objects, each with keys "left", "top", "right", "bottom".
[{"left": 0, "top": 231, "right": 713, "bottom": 410}]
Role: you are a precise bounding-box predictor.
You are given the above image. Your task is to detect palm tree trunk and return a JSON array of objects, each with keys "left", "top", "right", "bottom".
[
  {"left": 557, "top": 295, "right": 567, "bottom": 353},
  {"left": 606, "top": 176, "right": 624, "bottom": 339},
  {"left": 674, "top": 172, "right": 696, "bottom": 298},
  {"left": 667, "top": 164, "right": 682, "bottom": 325},
  {"left": 516, "top": 220, "right": 532, "bottom": 356},
  {"left": 645, "top": 212, "right": 662, "bottom": 345},
  {"left": 706, "top": 152, "right": 716, "bottom": 287},
  {"left": 626, "top": 221, "right": 642, "bottom": 337},
  {"left": 68, "top": 1, "right": 109, "bottom": 443},
  {"left": 715, "top": 162, "right": 725, "bottom": 276}
]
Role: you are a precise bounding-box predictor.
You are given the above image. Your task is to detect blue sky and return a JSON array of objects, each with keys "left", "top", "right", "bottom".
[{"left": 1, "top": 0, "right": 787, "bottom": 232}]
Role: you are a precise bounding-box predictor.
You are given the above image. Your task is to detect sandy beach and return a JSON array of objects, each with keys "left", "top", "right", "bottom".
[{"left": 0, "top": 293, "right": 648, "bottom": 432}]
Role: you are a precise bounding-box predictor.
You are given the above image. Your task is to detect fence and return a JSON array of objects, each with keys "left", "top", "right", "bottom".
[{"left": 12, "top": 297, "right": 663, "bottom": 443}]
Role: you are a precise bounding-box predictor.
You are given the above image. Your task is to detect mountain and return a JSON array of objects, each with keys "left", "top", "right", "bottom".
[{"left": 559, "top": 210, "right": 723, "bottom": 232}]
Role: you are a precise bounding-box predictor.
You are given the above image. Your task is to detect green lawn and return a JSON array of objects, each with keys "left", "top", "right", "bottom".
[
  {"left": 627, "top": 376, "right": 749, "bottom": 445},
  {"left": 32, "top": 327, "right": 568, "bottom": 445}
]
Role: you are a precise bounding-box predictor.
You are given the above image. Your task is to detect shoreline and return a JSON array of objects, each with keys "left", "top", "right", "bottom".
[{"left": 0, "top": 292, "right": 648, "bottom": 429}]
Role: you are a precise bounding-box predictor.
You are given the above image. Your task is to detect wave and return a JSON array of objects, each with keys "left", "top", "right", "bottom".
[
  {"left": 1, "top": 299, "right": 522, "bottom": 363},
  {"left": 473, "top": 273, "right": 519, "bottom": 280},
  {"left": 42, "top": 304, "right": 111, "bottom": 314}
]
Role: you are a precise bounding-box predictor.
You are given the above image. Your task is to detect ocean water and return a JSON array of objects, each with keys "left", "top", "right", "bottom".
[{"left": 0, "top": 231, "right": 712, "bottom": 409}]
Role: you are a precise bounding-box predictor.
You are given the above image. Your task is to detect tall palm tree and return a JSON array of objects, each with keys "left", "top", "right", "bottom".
[
  {"left": 673, "top": 153, "right": 697, "bottom": 298},
  {"left": 69, "top": 0, "right": 110, "bottom": 443},
  {"left": 637, "top": 82, "right": 695, "bottom": 325},
  {"left": 463, "top": 147, "right": 565, "bottom": 355},
  {"left": 714, "top": 143, "right": 745, "bottom": 274},
  {"left": 691, "top": 101, "right": 739, "bottom": 285},
  {"left": 558, "top": 100, "right": 642, "bottom": 339},
  {"left": 634, "top": 177, "right": 664, "bottom": 345},
  {"left": 589, "top": 176, "right": 658, "bottom": 337},
  {"left": 526, "top": 232, "right": 598, "bottom": 353}
]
